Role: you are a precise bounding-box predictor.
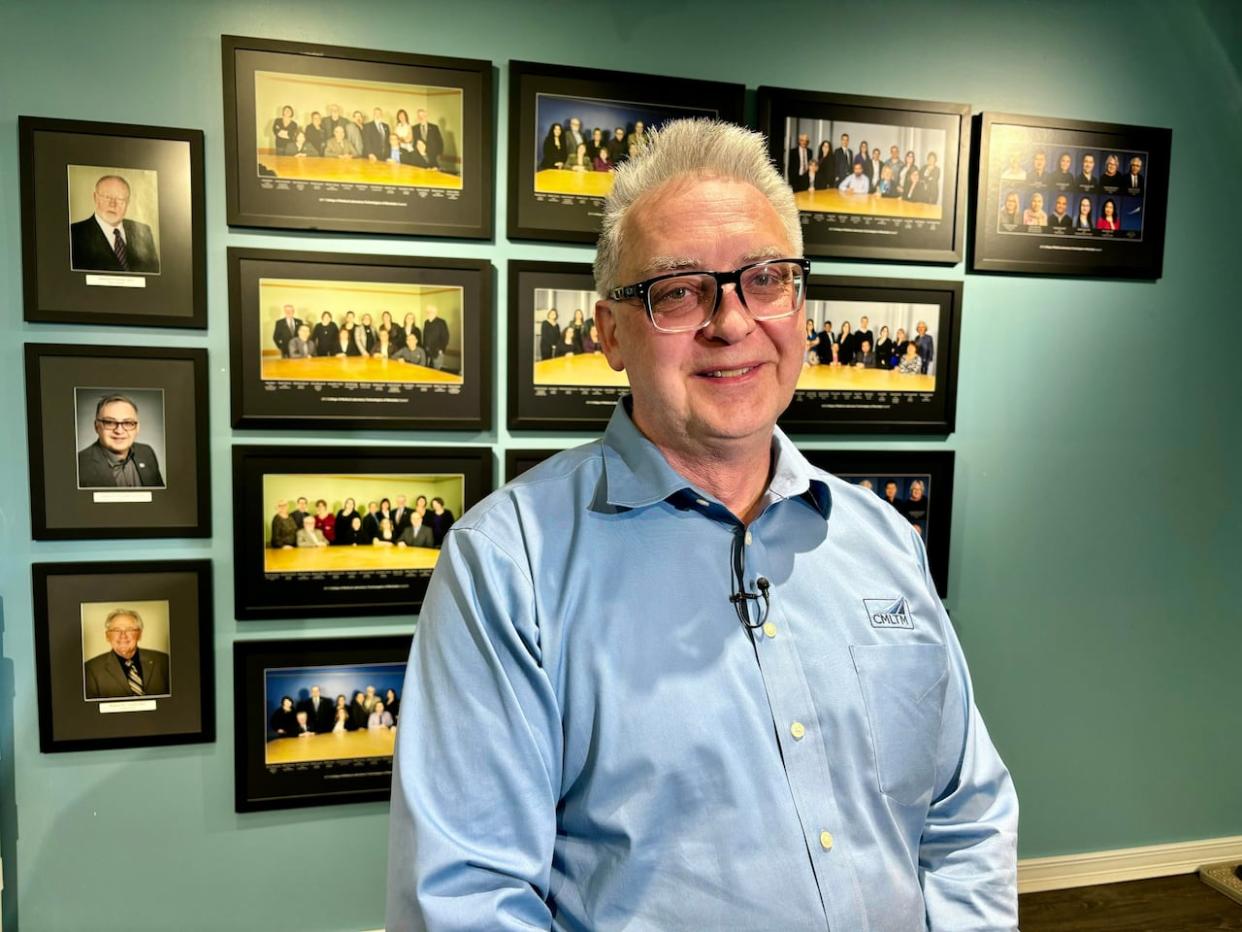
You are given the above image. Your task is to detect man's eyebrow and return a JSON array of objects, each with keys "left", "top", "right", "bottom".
[{"left": 637, "top": 247, "right": 790, "bottom": 277}]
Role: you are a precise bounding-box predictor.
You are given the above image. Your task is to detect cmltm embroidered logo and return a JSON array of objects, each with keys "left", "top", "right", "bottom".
[{"left": 863, "top": 597, "right": 914, "bottom": 630}]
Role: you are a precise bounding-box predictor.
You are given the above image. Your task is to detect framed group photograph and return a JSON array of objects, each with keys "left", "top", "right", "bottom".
[
  {"left": 756, "top": 88, "right": 971, "bottom": 264},
  {"left": 234, "top": 636, "right": 410, "bottom": 811},
  {"left": 507, "top": 61, "right": 744, "bottom": 243},
  {"left": 32, "top": 560, "right": 214, "bottom": 753},
  {"left": 232, "top": 445, "right": 492, "bottom": 620},
  {"left": 227, "top": 248, "right": 491, "bottom": 430},
  {"left": 25, "top": 344, "right": 211, "bottom": 539},
  {"left": 508, "top": 260, "right": 621, "bottom": 430},
  {"left": 783, "top": 276, "right": 962, "bottom": 435},
  {"left": 18, "top": 116, "right": 205, "bottom": 327},
  {"left": 971, "top": 111, "right": 1172, "bottom": 278},
  {"left": 221, "top": 35, "right": 492, "bottom": 239},
  {"left": 800, "top": 450, "right": 955, "bottom": 596}
]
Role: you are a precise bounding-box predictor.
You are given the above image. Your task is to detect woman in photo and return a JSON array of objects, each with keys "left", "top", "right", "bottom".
[
  {"left": 999, "top": 191, "right": 1021, "bottom": 225},
  {"left": 273, "top": 105, "right": 298, "bottom": 154},
  {"left": 384, "top": 687, "right": 401, "bottom": 723},
  {"left": 900, "top": 150, "right": 918, "bottom": 188},
  {"left": 312, "top": 311, "right": 339, "bottom": 357},
  {"left": 270, "top": 696, "right": 296, "bottom": 737},
  {"left": 874, "top": 325, "right": 894, "bottom": 370},
  {"left": 571, "top": 309, "right": 587, "bottom": 352},
  {"left": 1075, "top": 196, "right": 1094, "bottom": 231},
  {"left": 553, "top": 327, "right": 576, "bottom": 358},
  {"left": 898, "top": 342, "right": 923, "bottom": 374},
  {"left": 540, "top": 122, "right": 566, "bottom": 170},
  {"left": 1000, "top": 150, "right": 1027, "bottom": 182},
  {"left": 813, "top": 141, "right": 833, "bottom": 190},
  {"left": 593, "top": 145, "right": 612, "bottom": 173},
  {"left": 838, "top": 320, "right": 855, "bottom": 367},
  {"left": 395, "top": 108, "right": 413, "bottom": 145},
  {"left": 567, "top": 141, "right": 592, "bottom": 172},
  {"left": 335, "top": 327, "right": 360, "bottom": 357},
  {"left": 921, "top": 152, "right": 941, "bottom": 201},
  {"left": 876, "top": 164, "right": 900, "bottom": 198},
  {"left": 539, "top": 308, "right": 561, "bottom": 361},
  {"left": 804, "top": 318, "right": 819, "bottom": 364},
  {"left": 313, "top": 499, "right": 336, "bottom": 543},
  {"left": 581, "top": 323, "right": 601, "bottom": 353},
  {"left": 373, "top": 517, "right": 397, "bottom": 546},
  {"left": 335, "top": 498, "right": 358, "bottom": 542},
  {"left": 332, "top": 706, "right": 351, "bottom": 734},
  {"left": 1095, "top": 198, "right": 1119, "bottom": 231},
  {"left": 372, "top": 327, "right": 398, "bottom": 360},
  {"left": 288, "top": 130, "right": 317, "bottom": 158},
  {"left": 1022, "top": 192, "right": 1048, "bottom": 227}
]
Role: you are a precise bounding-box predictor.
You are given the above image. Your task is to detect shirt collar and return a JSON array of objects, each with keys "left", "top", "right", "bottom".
[
  {"left": 97, "top": 441, "right": 133, "bottom": 467},
  {"left": 94, "top": 213, "right": 122, "bottom": 240},
  {"left": 597, "top": 396, "right": 831, "bottom": 519}
]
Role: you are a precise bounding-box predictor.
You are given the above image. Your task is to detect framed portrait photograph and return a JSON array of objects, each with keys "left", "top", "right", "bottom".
[
  {"left": 508, "top": 260, "right": 622, "bottom": 430},
  {"left": 232, "top": 445, "right": 492, "bottom": 620},
  {"left": 222, "top": 35, "right": 492, "bottom": 239},
  {"left": 799, "top": 450, "right": 955, "bottom": 597},
  {"left": 782, "top": 276, "right": 962, "bottom": 435},
  {"left": 971, "top": 111, "right": 1172, "bottom": 278},
  {"left": 756, "top": 88, "right": 970, "bottom": 264},
  {"left": 507, "top": 61, "right": 744, "bottom": 243},
  {"left": 227, "top": 248, "right": 491, "bottom": 430},
  {"left": 32, "top": 560, "right": 214, "bottom": 753},
  {"left": 25, "top": 344, "right": 210, "bottom": 539},
  {"left": 234, "top": 635, "right": 410, "bottom": 811},
  {"left": 18, "top": 116, "right": 205, "bottom": 327}
]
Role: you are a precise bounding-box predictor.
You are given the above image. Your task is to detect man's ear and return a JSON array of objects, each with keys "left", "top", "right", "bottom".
[{"left": 595, "top": 300, "right": 626, "bottom": 372}]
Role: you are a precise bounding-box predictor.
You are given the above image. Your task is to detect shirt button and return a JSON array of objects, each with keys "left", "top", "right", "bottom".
[
  {"left": 762, "top": 621, "right": 777, "bottom": 639},
  {"left": 819, "top": 830, "right": 834, "bottom": 851},
  {"left": 744, "top": 530, "right": 752, "bottom": 546},
  {"left": 790, "top": 721, "right": 805, "bottom": 740}
]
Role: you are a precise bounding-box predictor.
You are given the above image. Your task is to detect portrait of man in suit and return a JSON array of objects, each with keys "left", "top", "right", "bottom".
[
  {"left": 297, "top": 685, "right": 336, "bottom": 733},
  {"left": 68, "top": 172, "right": 161, "bottom": 275},
  {"left": 83, "top": 606, "right": 172, "bottom": 700},
  {"left": 76, "top": 392, "right": 166, "bottom": 490},
  {"left": 412, "top": 108, "right": 444, "bottom": 170}
]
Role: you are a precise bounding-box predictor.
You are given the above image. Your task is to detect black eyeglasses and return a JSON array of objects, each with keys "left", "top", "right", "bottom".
[{"left": 608, "top": 258, "right": 811, "bottom": 333}]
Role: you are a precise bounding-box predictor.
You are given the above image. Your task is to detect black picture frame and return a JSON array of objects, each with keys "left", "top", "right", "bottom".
[
  {"left": 971, "top": 111, "right": 1172, "bottom": 278},
  {"left": 232, "top": 445, "right": 492, "bottom": 620},
  {"left": 508, "top": 259, "right": 621, "bottom": 431},
  {"left": 782, "top": 275, "right": 962, "bottom": 436},
  {"left": 227, "top": 247, "right": 492, "bottom": 431},
  {"left": 25, "top": 344, "right": 211, "bottom": 540},
  {"left": 233, "top": 635, "right": 410, "bottom": 812},
  {"left": 504, "top": 448, "right": 562, "bottom": 483},
  {"left": 18, "top": 116, "right": 206, "bottom": 328},
  {"left": 221, "top": 35, "right": 493, "bottom": 240},
  {"left": 32, "top": 560, "right": 215, "bottom": 753},
  {"left": 755, "top": 87, "right": 970, "bottom": 264},
  {"left": 507, "top": 61, "right": 744, "bottom": 244},
  {"left": 799, "top": 450, "right": 955, "bottom": 597}
]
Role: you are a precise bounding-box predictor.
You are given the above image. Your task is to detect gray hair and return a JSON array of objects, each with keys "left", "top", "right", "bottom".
[
  {"left": 95, "top": 394, "right": 138, "bottom": 419},
  {"left": 594, "top": 119, "right": 802, "bottom": 296},
  {"left": 105, "top": 608, "right": 143, "bottom": 632},
  {"left": 94, "top": 174, "right": 130, "bottom": 193}
]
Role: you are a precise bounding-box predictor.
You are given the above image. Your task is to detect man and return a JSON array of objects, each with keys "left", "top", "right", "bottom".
[
  {"left": 855, "top": 315, "right": 873, "bottom": 354},
  {"left": 273, "top": 304, "right": 302, "bottom": 357},
  {"left": 77, "top": 394, "right": 164, "bottom": 489},
  {"left": 886, "top": 143, "right": 903, "bottom": 183},
  {"left": 322, "top": 103, "right": 347, "bottom": 140},
  {"left": 1028, "top": 149, "right": 1050, "bottom": 189},
  {"left": 393, "top": 332, "right": 427, "bottom": 367},
  {"left": 413, "top": 109, "right": 444, "bottom": 169},
  {"left": 832, "top": 132, "right": 853, "bottom": 185},
  {"left": 915, "top": 319, "right": 935, "bottom": 375},
  {"left": 397, "top": 511, "right": 434, "bottom": 549},
  {"left": 291, "top": 710, "right": 314, "bottom": 737},
  {"left": 298, "top": 685, "right": 335, "bottom": 733},
  {"left": 270, "top": 500, "right": 297, "bottom": 549},
  {"left": 289, "top": 496, "right": 311, "bottom": 532},
  {"left": 836, "top": 158, "right": 870, "bottom": 194},
  {"left": 606, "top": 126, "right": 627, "bottom": 164},
  {"left": 1048, "top": 193, "right": 1072, "bottom": 229},
  {"left": 363, "top": 107, "right": 390, "bottom": 161},
  {"left": 296, "top": 514, "right": 328, "bottom": 548},
  {"left": 1076, "top": 153, "right": 1098, "bottom": 193},
  {"left": 288, "top": 323, "right": 314, "bottom": 359},
  {"left": 363, "top": 685, "right": 379, "bottom": 713},
  {"left": 323, "top": 124, "right": 357, "bottom": 159},
  {"left": 421, "top": 306, "right": 449, "bottom": 370},
  {"left": 346, "top": 110, "right": 366, "bottom": 157},
  {"left": 882, "top": 480, "right": 907, "bottom": 516},
  {"left": 1124, "top": 155, "right": 1145, "bottom": 194},
  {"left": 70, "top": 174, "right": 160, "bottom": 274},
  {"left": 853, "top": 338, "right": 875, "bottom": 368},
  {"left": 392, "top": 494, "right": 412, "bottom": 535},
  {"left": 304, "top": 111, "right": 326, "bottom": 152},
  {"left": 786, "top": 132, "right": 812, "bottom": 192},
  {"left": 84, "top": 608, "right": 170, "bottom": 699},
  {"left": 387, "top": 119, "right": 1017, "bottom": 930},
  {"left": 564, "top": 117, "right": 586, "bottom": 154},
  {"left": 1051, "top": 151, "right": 1075, "bottom": 191},
  {"left": 627, "top": 120, "right": 649, "bottom": 152},
  {"left": 360, "top": 501, "right": 382, "bottom": 542}
]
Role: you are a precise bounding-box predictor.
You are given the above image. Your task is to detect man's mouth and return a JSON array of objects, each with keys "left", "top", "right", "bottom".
[{"left": 700, "top": 364, "right": 758, "bottom": 379}]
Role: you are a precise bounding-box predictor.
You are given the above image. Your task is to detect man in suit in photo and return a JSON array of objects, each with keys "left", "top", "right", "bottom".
[
  {"left": 1027, "top": 150, "right": 1051, "bottom": 190},
  {"left": 77, "top": 394, "right": 164, "bottom": 489},
  {"left": 361, "top": 501, "right": 382, "bottom": 542},
  {"left": 1124, "top": 156, "right": 1145, "bottom": 195},
  {"left": 398, "top": 510, "right": 434, "bottom": 549},
  {"left": 1048, "top": 193, "right": 1072, "bottom": 229},
  {"left": 855, "top": 316, "right": 873, "bottom": 355},
  {"left": 392, "top": 494, "right": 413, "bottom": 535},
  {"left": 422, "top": 305, "right": 450, "bottom": 371},
  {"left": 1076, "top": 153, "right": 1098, "bottom": 193},
  {"left": 786, "top": 132, "right": 812, "bottom": 192},
  {"left": 346, "top": 110, "right": 366, "bottom": 157},
  {"left": 322, "top": 103, "right": 348, "bottom": 140},
  {"left": 565, "top": 117, "right": 586, "bottom": 155},
  {"left": 298, "top": 685, "right": 335, "bottom": 733},
  {"left": 363, "top": 107, "right": 390, "bottom": 161},
  {"left": 832, "top": 133, "right": 854, "bottom": 186},
  {"left": 289, "top": 496, "right": 311, "bottom": 532},
  {"left": 84, "top": 608, "right": 171, "bottom": 699},
  {"left": 272, "top": 303, "right": 302, "bottom": 357},
  {"left": 627, "top": 120, "right": 649, "bottom": 152},
  {"left": 69, "top": 174, "right": 160, "bottom": 275},
  {"left": 413, "top": 109, "right": 444, "bottom": 170}
]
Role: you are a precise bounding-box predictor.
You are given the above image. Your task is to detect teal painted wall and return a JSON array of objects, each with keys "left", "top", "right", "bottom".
[{"left": 1, "top": 0, "right": 1239, "bottom": 928}]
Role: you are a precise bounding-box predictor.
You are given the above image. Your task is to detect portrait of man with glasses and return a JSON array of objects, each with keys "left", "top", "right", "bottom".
[
  {"left": 76, "top": 392, "right": 166, "bottom": 490},
  {"left": 388, "top": 119, "right": 1017, "bottom": 931},
  {"left": 68, "top": 170, "right": 161, "bottom": 275},
  {"left": 82, "top": 605, "right": 171, "bottom": 701}
]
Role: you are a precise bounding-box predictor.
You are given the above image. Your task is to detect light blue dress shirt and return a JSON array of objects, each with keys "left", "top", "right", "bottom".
[
  {"left": 838, "top": 172, "right": 872, "bottom": 194},
  {"left": 387, "top": 400, "right": 1018, "bottom": 931}
]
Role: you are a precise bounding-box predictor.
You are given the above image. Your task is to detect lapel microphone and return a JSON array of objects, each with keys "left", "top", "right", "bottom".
[{"left": 729, "top": 529, "right": 771, "bottom": 630}]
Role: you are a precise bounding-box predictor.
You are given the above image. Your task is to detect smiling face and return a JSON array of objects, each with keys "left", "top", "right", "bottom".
[
  {"left": 94, "top": 399, "right": 139, "bottom": 456},
  {"left": 104, "top": 613, "right": 142, "bottom": 661},
  {"left": 1004, "top": 192, "right": 1019, "bottom": 214},
  {"left": 1054, "top": 195, "right": 1068, "bottom": 215},
  {"left": 93, "top": 176, "right": 130, "bottom": 226},
  {"left": 596, "top": 175, "right": 803, "bottom": 459},
  {"left": 1082, "top": 154, "right": 1095, "bottom": 176}
]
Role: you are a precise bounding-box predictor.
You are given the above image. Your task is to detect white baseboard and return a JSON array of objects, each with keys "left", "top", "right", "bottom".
[{"left": 1018, "top": 834, "right": 1242, "bottom": 893}]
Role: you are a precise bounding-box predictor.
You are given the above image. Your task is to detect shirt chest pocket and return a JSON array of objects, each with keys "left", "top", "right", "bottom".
[{"left": 850, "top": 643, "right": 948, "bottom": 808}]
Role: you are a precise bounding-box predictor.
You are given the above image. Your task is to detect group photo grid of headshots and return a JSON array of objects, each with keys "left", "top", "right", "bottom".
[
  {"left": 263, "top": 661, "right": 406, "bottom": 769},
  {"left": 797, "top": 299, "right": 939, "bottom": 395},
  {"left": 259, "top": 277, "right": 464, "bottom": 387},
  {"left": 991, "top": 126, "right": 1148, "bottom": 240},
  {"left": 843, "top": 473, "right": 933, "bottom": 541},
  {"left": 782, "top": 116, "right": 947, "bottom": 224},
  {"left": 262, "top": 472, "right": 462, "bottom": 576},
  {"left": 253, "top": 70, "right": 463, "bottom": 191},
  {"left": 533, "top": 92, "right": 714, "bottom": 204}
]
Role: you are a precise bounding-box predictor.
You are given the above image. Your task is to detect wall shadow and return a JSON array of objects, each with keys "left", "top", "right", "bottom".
[{"left": 0, "top": 597, "right": 19, "bottom": 930}]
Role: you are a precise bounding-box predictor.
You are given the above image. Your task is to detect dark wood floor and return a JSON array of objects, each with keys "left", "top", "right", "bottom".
[{"left": 1020, "top": 874, "right": 1242, "bottom": 931}]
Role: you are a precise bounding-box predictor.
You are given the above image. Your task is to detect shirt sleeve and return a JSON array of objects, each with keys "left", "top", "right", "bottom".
[
  {"left": 386, "top": 525, "right": 563, "bottom": 932},
  {"left": 914, "top": 529, "right": 1020, "bottom": 931}
]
